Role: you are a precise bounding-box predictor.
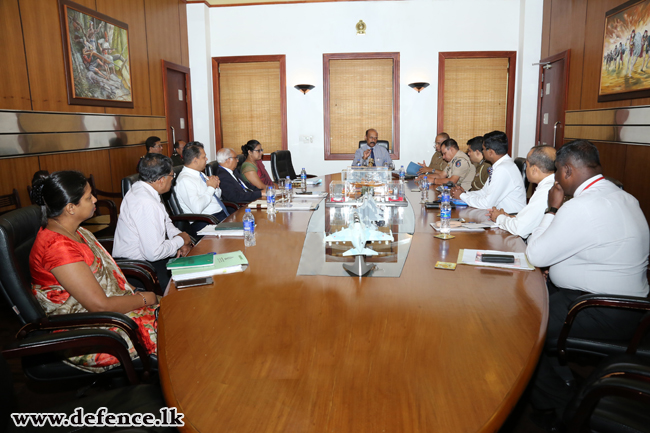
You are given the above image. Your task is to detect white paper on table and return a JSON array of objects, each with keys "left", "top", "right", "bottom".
[
  {"left": 457, "top": 249, "right": 534, "bottom": 271},
  {"left": 461, "top": 222, "right": 498, "bottom": 229},
  {"left": 430, "top": 222, "right": 484, "bottom": 233}
]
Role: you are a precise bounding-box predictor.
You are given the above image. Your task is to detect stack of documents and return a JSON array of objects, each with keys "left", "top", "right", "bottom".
[
  {"left": 168, "top": 251, "right": 248, "bottom": 281},
  {"left": 457, "top": 249, "right": 534, "bottom": 271},
  {"left": 197, "top": 222, "right": 244, "bottom": 237}
]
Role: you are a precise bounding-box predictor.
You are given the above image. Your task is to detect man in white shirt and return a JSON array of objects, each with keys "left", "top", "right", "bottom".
[
  {"left": 175, "top": 142, "right": 228, "bottom": 224},
  {"left": 113, "top": 154, "right": 192, "bottom": 290},
  {"left": 450, "top": 131, "right": 526, "bottom": 213},
  {"left": 488, "top": 145, "right": 556, "bottom": 239},
  {"left": 525, "top": 140, "right": 649, "bottom": 426}
]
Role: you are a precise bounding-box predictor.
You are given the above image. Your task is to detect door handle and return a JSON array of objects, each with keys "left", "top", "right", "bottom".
[
  {"left": 553, "top": 121, "right": 561, "bottom": 147},
  {"left": 170, "top": 126, "right": 175, "bottom": 146}
]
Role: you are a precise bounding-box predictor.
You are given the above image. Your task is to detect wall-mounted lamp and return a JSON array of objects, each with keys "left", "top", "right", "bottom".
[
  {"left": 356, "top": 20, "right": 366, "bottom": 35},
  {"left": 408, "top": 82, "right": 430, "bottom": 93},
  {"left": 294, "top": 84, "right": 315, "bottom": 95}
]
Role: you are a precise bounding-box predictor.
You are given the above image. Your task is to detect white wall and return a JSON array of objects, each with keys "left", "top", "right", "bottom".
[{"left": 188, "top": 0, "right": 543, "bottom": 175}]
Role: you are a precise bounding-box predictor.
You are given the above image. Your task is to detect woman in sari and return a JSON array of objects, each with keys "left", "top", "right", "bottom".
[
  {"left": 240, "top": 139, "right": 274, "bottom": 189},
  {"left": 30, "top": 171, "right": 159, "bottom": 373}
]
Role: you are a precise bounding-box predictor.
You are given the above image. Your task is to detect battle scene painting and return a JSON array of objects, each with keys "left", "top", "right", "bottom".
[
  {"left": 59, "top": 0, "right": 133, "bottom": 108},
  {"left": 600, "top": 0, "right": 650, "bottom": 101}
]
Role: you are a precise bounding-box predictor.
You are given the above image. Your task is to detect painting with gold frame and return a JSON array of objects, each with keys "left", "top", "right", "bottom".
[
  {"left": 58, "top": 0, "right": 133, "bottom": 108},
  {"left": 599, "top": 0, "right": 650, "bottom": 102}
]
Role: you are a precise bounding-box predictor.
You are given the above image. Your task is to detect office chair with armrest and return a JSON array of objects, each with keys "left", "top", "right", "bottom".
[
  {"left": 0, "top": 189, "right": 22, "bottom": 216},
  {"left": 0, "top": 206, "right": 158, "bottom": 385},
  {"left": 204, "top": 161, "right": 240, "bottom": 213},
  {"left": 552, "top": 294, "right": 650, "bottom": 364},
  {"left": 1, "top": 354, "right": 176, "bottom": 433},
  {"left": 270, "top": 150, "right": 316, "bottom": 182},
  {"left": 358, "top": 140, "right": 389, "bottom": 150},
  {"left": 513, "top": 157, "right": 530, "bottom": 192},
  {"left": 563, "top": 353, "right": 650, "bottom": 433}
]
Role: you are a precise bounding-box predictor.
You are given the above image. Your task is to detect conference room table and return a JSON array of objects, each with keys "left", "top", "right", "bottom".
[{"left": 158, "top": 174, "right": 549, "bottom": 433}]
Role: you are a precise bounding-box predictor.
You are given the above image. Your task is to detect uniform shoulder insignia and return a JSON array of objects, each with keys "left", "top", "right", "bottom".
[{"left": 455, "top": 160, "right": 462, "bottom": 168}]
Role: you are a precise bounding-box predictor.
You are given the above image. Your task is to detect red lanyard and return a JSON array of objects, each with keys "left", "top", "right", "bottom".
[{"left": 582, "top": 175, "right": 604, "bottom": 192}]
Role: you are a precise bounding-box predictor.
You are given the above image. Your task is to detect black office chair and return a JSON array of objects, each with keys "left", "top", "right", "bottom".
[
  {"left": 513, "top": 157, "right": 530, "bottom": 192},
  {"left": 205, "top": 161, "right": 220, "bottom": 178},
  {"left": 0, "top": 206, "right": 158, "bottom": 386},
  {"left": 270, "top": 150, "right": 316, "bottom": 182},
  {"left": 605, "top": 176, "right": 624, "bottom": 190},
  {"left": 358, "top": 140, "right": 389, "bottom": 150},
  {"left": 0, "top": 354, "right": 176, "bottom": 433},
  {"left": 563, "top": 353, "right": 650, "bottom": 432}
]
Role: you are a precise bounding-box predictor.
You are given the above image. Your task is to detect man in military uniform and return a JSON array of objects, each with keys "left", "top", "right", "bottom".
[
  {"left": 428, "top": 138, "right": 475, "bottom": 191},
  {"left": 466, "top": 136, "right": 492, "bottom": 191},
  {"left": 417, "top": 132, "right": 449, "bottom": 175}
]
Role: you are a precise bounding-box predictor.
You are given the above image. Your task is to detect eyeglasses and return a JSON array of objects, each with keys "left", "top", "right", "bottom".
[
  {"left": 163, "top": 172, "right": 176, "bottom": 179},
  {"left": 253, "top": 148, "right": 264, "bottom": 153},
  {"left": 153, "top": 144, "right": 163, "bottom": 149}
]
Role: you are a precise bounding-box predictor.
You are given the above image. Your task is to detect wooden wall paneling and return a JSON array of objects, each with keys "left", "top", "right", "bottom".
[
  {"left": 108, "top": 145, "right": 146, "bottom": 197},
  {"left": 0, "top": 0, "right": 32, "bottom": 110},
  {"left": 547, "top": 0, "right": 587, "bottom": 111},
  {"left": 144, "top": 0, "right": 184, "bottom": 116},
  {"left": 98, "top": 0, "right": 152, "bottom": 116},
  {"left": 0, "top": 156, "right": 41, "bottom": 207},
  {"left": 19, "top": 0, "right": 104, "bottom": 113},
  {"left": 178, "top": 1, "right": 190, "bottom": 67},
  {"left": 592, "top": 141, "right": 626, "bottom": 183},
  {"left": 540, "top": 0, "right": 552, "bottom": 60},
  {"left": 622, "top": 144, "right": 650, "bottom": 221},
  {"left": 579, "top": 0, "right": 633, "bottom": 110},
  {"left": 38, "top": 149, "right": 113, "bottom": 196}
]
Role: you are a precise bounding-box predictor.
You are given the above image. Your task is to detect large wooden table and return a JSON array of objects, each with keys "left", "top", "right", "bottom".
[{"left": 158, "top": 175, "right": 548, "bottom": 433}]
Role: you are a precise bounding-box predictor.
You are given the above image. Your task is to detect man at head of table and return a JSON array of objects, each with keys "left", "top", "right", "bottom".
[
  {"left": 417, "top": 132, "right": 449, "bottom": 175},
  {"left": 352, "top": 129, "right": 392, "bottom": 167},
  {"left": 524, "top": 139, "right": 649, "bottom": 429},
  {"left": 450, "top": 130, "right": 526, "bottom": 213}
]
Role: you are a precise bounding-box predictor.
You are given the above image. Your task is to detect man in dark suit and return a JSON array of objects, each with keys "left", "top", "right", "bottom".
[{"left": 216, "top": 148, "right": 265, "bottom": 204}]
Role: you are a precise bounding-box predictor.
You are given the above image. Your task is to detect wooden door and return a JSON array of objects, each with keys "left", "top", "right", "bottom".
[
  {"left": 535, "top": 50, "right": 570, "bottom": 148},
  {"left": 162, "top": 60, "right": 193, "bottom": 152}
]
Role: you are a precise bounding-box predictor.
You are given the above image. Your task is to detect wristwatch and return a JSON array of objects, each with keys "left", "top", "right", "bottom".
[{"left": 544, "top": 206, "right": 558, "bottom": 215}]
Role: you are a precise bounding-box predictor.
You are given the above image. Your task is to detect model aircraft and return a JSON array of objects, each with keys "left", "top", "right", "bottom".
[{"left": 325, "top": 212, "right": 393, "bottom": 256}]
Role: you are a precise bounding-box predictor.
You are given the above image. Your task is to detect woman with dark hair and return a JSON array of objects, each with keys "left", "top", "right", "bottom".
[
  {"left": 241, "top": 140, "right": 274, "bottom": 189},
  {"left": 29, "top": 170, "right": 159, "bottom": 373}
]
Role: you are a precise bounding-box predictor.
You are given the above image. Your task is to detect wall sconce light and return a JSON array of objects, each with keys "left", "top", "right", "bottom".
[
  {"left": 356, "top": 20, "right": 366, "bottom": 35},
  {"left": 294, "top": 84, "right": 315, "bottom": 95},
  {"left": 408, "top": 82, "right": 430, "bottom": 93}
]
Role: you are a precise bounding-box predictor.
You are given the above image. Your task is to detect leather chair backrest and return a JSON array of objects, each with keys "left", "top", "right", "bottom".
[
  {"left": 513, "top": 157, "right": 530, "bottom": 191},
  {"left": 205, "top": 161, "right": 220, "bottom": 178},
  {"left": 0, "top": 206, "right": 48, "bottom": 325},
  {"left": 271, "top": 150, "right": 297, "bottom": 181},
  {"left": 358, "top": 140, "right": 389, "bottom": 151},
  {"left": 236, "top": 154, "right": 245, "bottom": 170},
  {"left": 121, "top": 173, "right": 140, "bottom": 198}
]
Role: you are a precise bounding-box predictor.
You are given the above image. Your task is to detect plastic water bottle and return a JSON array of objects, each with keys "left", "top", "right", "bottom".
[
  {"left": 285, "top": 176, "right": 293, "bottom": 204},
  {"left": 300, "top": 168, "right": 307, "bottom": 193},
  {"left": 440, "top": 187, "right": 451, "bottom": 236},
  {"left": 243, "top": 209, "right": 256, "bottom": 247},
  {"left": 266, "top": 186, "right": 276, "bottom": 214},
  {"left": 399, "top": 165, "right": 405, "bottom": 183},
  {"left": 420, "top": 175, "right": 429, "bottom": 203}
]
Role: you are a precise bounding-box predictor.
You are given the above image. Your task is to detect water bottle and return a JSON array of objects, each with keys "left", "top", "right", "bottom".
[
  {"left": 420, "top": 175, "right": 429, "bottom": 203},
  {"left": 399, "top": 165, "right": 405, "bottom": 183},
  {"left": 243, "top": 209, "right": 256, "bottom": 247},
  {"left": 285, "top": 176, "right": 293, "bottom": 204},
  {"left": 440, "top": 186, "right": 451, "bottom": 236},
  {"left": 266, "top": 186, "right": 276, "bottom": 214},
  {"left": 300, "top": 168, "right": 307, "bottom": 193}
]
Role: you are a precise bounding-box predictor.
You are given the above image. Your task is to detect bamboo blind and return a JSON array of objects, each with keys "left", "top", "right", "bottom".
[
  {"left": 219, "top": 61, "right": 282, "bottom": 153},
  {"left": 443, "top": 58, "right": 509, "bottom": 151},
  {"left": 329, "top": 59, "right": 394, "bottom": 154}
]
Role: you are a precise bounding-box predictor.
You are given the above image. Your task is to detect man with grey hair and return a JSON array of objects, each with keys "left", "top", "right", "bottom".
[
  {"left": 488, "top": 145, "right": 556, "bottom": 239},
  {"left": 216, "top": 148, "right": 264, "bottom": 204}
]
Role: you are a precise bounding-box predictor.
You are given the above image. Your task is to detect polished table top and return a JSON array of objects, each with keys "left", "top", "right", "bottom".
[{"left": 158, "top": 175, "right": 548, "bottom": 433}]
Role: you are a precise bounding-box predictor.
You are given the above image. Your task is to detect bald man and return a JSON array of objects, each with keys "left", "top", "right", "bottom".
[
  {"left": 488, "top": 145, "right": 556, "bottom": 238},
  {"left": 418, "top": 132, "right": 449, "bottom": 175},
  {"left": 352, "top": 129, "right": 392, "bottom": 167}
]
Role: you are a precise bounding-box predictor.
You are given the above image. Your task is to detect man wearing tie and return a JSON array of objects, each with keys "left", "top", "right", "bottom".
[
  {"left": 175, "top": 142, "right": 229, "bottom": 223},
  {"left": 216, "top": 148, "right": 264, "bottom": 204},
  {"left": 352, "top": 129, "right": 392, "bottom": 167}
]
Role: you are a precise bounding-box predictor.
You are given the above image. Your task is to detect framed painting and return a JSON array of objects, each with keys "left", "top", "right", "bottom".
[
  {"left": 599, "top": 0, "right": 650, "bottom": 102},
  {"left": 58, "top": 0, "right": 134, "bottom": 108}
]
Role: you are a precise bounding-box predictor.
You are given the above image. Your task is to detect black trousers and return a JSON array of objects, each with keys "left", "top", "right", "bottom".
[
  {"left": 123, "top": 258, "right": 171, "bottom": 293},
  {"left": 530, "top": 281, "right": 645, "bottom": 417},
  {"left": 188, "top": 211, "right": 228, "bottom": 238}
]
